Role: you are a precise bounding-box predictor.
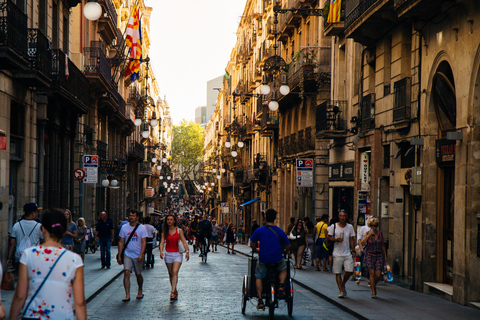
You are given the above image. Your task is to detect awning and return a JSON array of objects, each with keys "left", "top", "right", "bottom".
[{"left": 240, "top": 197, "right": 261, "bottom": 206}]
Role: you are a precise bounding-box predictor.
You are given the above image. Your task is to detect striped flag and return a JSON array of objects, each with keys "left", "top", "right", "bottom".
[
  {"left": 327, "top": 0, "right": 342, "bottom": 24},
  {"left": 125, "top": 4, "right": 142, "bottom": 82}
]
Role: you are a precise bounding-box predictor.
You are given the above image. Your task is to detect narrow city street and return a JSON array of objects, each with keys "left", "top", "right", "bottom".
[{"left": 87, "top": 245, "right": 355, "bottom": 320}]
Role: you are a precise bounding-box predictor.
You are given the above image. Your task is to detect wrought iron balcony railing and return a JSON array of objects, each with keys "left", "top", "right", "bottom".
[
  {"left": 84, "top": 44, "right": 114, "bottom": 89},
  {"left": 27, "top": 28, "right": 51, "bottom": 77},
  {"left": 51, "top": 48, "right": 90, "bottom": 112},
  {"left": 345, "top": 0, "right": 378, "bottom": 30},
  {"left": 128, "top": 140, "right": 144, "bottom": 160},
  {"left": 0, "top": 0, "right": 28, "bottom": 66}
]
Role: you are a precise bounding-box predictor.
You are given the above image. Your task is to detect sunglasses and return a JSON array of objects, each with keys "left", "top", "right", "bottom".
[{"left": 371, "top": 224, "right": 378, "bottom": 227}]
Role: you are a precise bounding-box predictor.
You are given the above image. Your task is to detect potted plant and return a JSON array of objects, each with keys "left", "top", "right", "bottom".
[{"left": 302, "top": 49, "right": 317, "bottom": 73}]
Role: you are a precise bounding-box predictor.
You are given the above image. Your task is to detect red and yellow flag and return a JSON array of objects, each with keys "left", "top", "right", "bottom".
[
  {"left": 327, "top": 0, "right": 342, "bottom": 24},
  {"left": 125, "top": 4, "right": 142, "bottom": 82}
]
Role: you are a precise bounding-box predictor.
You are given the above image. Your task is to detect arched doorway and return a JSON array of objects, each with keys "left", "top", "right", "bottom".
[{"left": 432, "top": 61, "right": 456, "bottom": 285}]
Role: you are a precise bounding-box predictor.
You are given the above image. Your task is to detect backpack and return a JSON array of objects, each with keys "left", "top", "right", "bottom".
[{"left": 15, "top": 221, "right": 39, "bottom": 260}]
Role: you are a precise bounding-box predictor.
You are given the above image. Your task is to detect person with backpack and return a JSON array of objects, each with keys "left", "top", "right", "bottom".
[{"left": 7, "top": 203, "right": 43, "bottom": 270}]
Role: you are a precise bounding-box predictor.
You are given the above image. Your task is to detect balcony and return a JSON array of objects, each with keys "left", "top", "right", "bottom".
[
  {"left": 84, "top": 42, "right": 114, "bottom": 91},
  {"left": 128, "top": 140, "right": 144, "bottom": 161},
  {"left": 221, "top": 173, "right": 233, "bottom": 188},
  {"left": 285, "top": 47, "right": 331, "bottom": 97},
  {"left": 261, "top": 110, "right": 278, "bottom": 135},
  {"left": 97, "top": 0, "right": 118, "bottom": 44},
  {"left": 316, "top": 100, "right": 348, "bottom": 138},
  {"left": 0, "top": 0, "right": 28, "bottom": 69},
  {"left": 128, "top": 85, "right": 140, "bottom": 104},
  {"left": 253, "top": 153, "right": 267, "bottom": 170},
  {"left": 324, "top": 1, "right": 346, "bottom": 37},
  {"left": 345, "top": 0, "right": 395, "bottom": 45},
  {"left": 394, "top": 0, "right": 442, "bottom": 20},
  {"left": 278, "top": 127, "right": 315, "bottom": 157},
  {"left": 97, "top": 140, "right": 108, "bottom": 159},
  {"left": 84, "top": 125, "right": 94, "bottom": 147},
  {"left": 51, "top": 49, "right": 90, "bottom": 114},
  {"left": 139, "top": 161, "right": 152, "bottom": 176},
  {"left": 13, "top": 28, "right": 51, "bottom": 87}
]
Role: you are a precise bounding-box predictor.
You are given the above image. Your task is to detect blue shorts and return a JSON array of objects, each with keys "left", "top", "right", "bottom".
[
  {"left": 211, "top": 235, "right": 219, "bottom": 242},
  {"left": 316, "top": 238, "right": 328, "bottom": 259},
  {"left": 255, "top": 259, "right": 287, "bottom": 279}
]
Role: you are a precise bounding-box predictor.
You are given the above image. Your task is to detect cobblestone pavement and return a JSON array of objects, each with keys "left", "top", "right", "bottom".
[{"left": 87, "top": 245, "right": 355, "bottom": 320}]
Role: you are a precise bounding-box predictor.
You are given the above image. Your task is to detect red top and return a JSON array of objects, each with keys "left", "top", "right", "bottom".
[{"left": 165, "top": 228, "right": 179, "bottom": 252}]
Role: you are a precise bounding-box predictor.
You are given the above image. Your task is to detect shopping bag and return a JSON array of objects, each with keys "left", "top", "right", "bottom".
[{"left": 1, "top": 270, "right": 15, "bottom": 290}]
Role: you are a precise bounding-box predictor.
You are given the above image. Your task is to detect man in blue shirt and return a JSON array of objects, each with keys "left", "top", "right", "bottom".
[
  {"left": 250, "top": 208, "right": 291, "bottom": 310},
  {"left": 198, "top": 215, "right": 212, "bottom": 256}
]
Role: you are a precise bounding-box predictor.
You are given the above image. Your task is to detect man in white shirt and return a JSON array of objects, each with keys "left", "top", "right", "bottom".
[
  {"left": 327, "top": 209, "right": 356, "bottom": 298},
  {"left": 117, "top": 209, "right": 147, "bottom": 301},
  {"left": 7, "top": 203, "right": 43, "bottom": 270},
  {"left": 143, "top": 216, "right": 156, "bottom": 268}
]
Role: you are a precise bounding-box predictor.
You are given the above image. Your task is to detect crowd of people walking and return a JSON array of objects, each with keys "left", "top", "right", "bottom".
[{"left": 1, "top": 196, "right": 389, "bottom": 319}]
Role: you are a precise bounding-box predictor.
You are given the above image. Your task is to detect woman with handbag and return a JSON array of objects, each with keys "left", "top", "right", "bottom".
[
  {"left": 9, "top": 208, "right": 86, "bottom": 320},
  {"left": 289, "top": 219, "right": 309, "bottom": 269},
  {"left": 160, "top": 214, "right": 190, "bottom": 301}
]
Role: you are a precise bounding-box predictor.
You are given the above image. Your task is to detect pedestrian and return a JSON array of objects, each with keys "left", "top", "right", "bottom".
[
  {"left": 61, "top": 209, "right": 77, "bottom": 251},
  {"left": 0, "top": 264, "right": 6, "bottom": 319},
  {"left": 7, "top": 203, "right": 43, "bottom": 271},
  {"left": 326, "top": 209, "right": 356, "bottom": 298},
  {"left": 210, "top": 219, "right": 220, "bottom": 252},
  {"left": 285, "top": 216, "right": 296, "bottom": 235},
  {"left": 226, "top": 223, "right": 236, "bottom": 254},
  {"left": 95, "top": 211, "right": 114, "bottom": 269},
  {"left": 74, "top": 217, "right": 87, "bottom": 262},
  {"left": 237, "top": 224, "right": 245, "bottom": 244},
  {"left": 356, "top": 217, "right": 371, "bottom": 284},
  {"left": 303, "top": 216, "right": 315, "bottom": 266},
  {"left": 117, "top": 209, "right": 147, "bottom": 301},
  {"left": 222, "top": 222, "right": 228, "bottom": 244},
  {"left": 143, "top": 216, "right": 156, "bottom": 268},
  {"left": 315, "top": 214, "right": 330, "bottom": 271},
  {"left": 8, "top": 208, "right": 86, "bottom": 320},
  {"left": 159, "top": 214, "right": 190, "bottom": 301},
  {"left": 360, "top": 217, "right": 387, "bottom": 299},
  {"left": 289, "top": 219, "right": 308, "bottom": 269},
  {"left": 250, "top": 219, "right": 260, "bottom": 237}
]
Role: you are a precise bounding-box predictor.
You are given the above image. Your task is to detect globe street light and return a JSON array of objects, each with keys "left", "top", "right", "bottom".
[{"left": 83, "top": 1, "right": 102, "bottom": 21}]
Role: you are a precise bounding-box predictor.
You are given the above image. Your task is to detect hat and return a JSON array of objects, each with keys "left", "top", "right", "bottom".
[{"left": 24, "top": 202, "right": 42, "bottom": 214}]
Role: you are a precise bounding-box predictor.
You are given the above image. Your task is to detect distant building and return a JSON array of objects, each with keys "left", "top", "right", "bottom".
[{"left": 195, "top": 76, "right": 223, "bottom": 128}]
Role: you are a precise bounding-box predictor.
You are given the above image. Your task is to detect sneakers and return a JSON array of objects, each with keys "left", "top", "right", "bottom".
[
  {"left": 315, "top": 267, "right": 321, "bottom": 271},
  {"left": 338, "top": 291, "right": 345, "bottom": 298},
  {"left": 257, "top": 299, "right": 265, "bottom": 310},
  {"left": 278, "top": 285, "right": 286, "bottom": 298},
  {"left": 342, "top": 286, "right": 347, "bottom": 297}
]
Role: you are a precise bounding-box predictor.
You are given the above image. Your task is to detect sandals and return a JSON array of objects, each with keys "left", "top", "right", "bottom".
[{"left": 170, "top": 291, "right": 178, "bottom": 301}]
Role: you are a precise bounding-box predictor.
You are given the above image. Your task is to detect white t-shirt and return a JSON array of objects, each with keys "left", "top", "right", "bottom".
[
  {"left": 212, "top": 224, "right": 219, "bottom": 236},
  {"left": 327, "top": 223, "right": 355, "bottom": 257},
  {"left": 357, "top": 225, "right": 370, "bottom": 242},
  {"left": 119, "top": 224, "right": 147, "bottom": 258},
  {"left": 144, "top": 224, "right": 156, "bottom": 243},
  {"left": 20, "top": 246, "right": 83, "bottom": 319},
  {"left": 11, "top": 220, "right": 43, "bottom": 251}
]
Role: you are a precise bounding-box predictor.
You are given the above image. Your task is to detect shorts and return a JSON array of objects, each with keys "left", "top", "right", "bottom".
[
  {"left": 211, "top": 235, "right": 219, "bottom": 242},
  {"left": 316, "top": 238, "right": 328, "bottom": 259},
  {"left": 123, "top": 255, "right": 143, "bottom": 274},
  {"left": 255, "top": 259, "right": 287, "bottom": 279},
  {"left": 332, "top": 255, "right": 355, "bottom": 274},
  {"left": 164, "top": 251, "right": 183, "bottom": 263}
]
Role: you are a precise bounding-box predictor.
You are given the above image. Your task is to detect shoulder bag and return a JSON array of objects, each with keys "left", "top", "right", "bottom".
[
  {"left": 177, "top": 228, "right": 186, "bottom": 253},
  {"left": 323, "top": 223, "right": 336, "bottom": 253},
  {"left": 266, "top": 225, "right": 285, "bottom": 251},
  {"left": 23, "top": 249, "right": 67, "bottom": 319},
  {"left": 117, "top": 223, "right": 139, "bottom": 264}
]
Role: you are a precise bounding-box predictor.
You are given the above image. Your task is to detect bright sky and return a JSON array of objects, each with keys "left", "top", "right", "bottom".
[{"left": 144, "top": 0, "right": 247, "bottom": 125}]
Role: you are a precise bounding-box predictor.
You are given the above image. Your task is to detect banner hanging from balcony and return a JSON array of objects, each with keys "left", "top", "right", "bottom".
[
  {"left": 327, "top": 0, "right": 342, "bottom": 24},
  {"left": 125, "top": 4, "right": 142, "bottom": 82}
]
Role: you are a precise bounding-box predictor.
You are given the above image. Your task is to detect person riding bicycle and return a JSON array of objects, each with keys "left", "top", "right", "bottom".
[
  {"left": 198, "top": 215, "right": 212, "bottom": 257},
  {"left": 249, "top": 208, "right": 291, "bottom": 311},
  {"left": 189, "top": 216, "right": 200, "bottom": 250}
]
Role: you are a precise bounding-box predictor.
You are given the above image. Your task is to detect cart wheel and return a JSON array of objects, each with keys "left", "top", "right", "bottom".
[
  {"left": 241, "top": 275, "right": 248, "bottom": 315},
  {"left": 268, "top": 283, "right": 275, "bottom": 320},
  {"left": 287, "top": 279, "right": 293, "bottom": 316}
]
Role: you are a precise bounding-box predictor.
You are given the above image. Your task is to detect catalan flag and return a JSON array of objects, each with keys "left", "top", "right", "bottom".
[
  {"left": 125, "top": 4, "right": 142, "bottom": 82},
  {"left": 327, "top": 0, "right": 342, "bottom": 24}
]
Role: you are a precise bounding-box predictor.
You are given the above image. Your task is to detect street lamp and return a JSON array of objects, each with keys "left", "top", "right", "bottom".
[{"left": 83, "top": 1, "right": 102, "bottom": 21}]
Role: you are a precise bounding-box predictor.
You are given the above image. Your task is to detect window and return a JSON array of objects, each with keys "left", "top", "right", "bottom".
[
  {"left": 360, "top": 94, "right": 375, "bottom": 132},
  {"left": 393, "top": 77, "right": 411, "bottom": 121}
]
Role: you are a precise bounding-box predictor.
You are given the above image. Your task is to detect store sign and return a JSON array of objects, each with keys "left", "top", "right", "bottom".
[
  {"left": 436, "top": 139, "right": 455, "bottom": 165},
  {"left": 360, "top": 152, "right": 370, "bottom": 190},
  {"left": 329, "top": 162, "right": 354, "bottom": 181},
  {"left": 0, "top": 130, "right": 6, "bottom": 150},
  {"left": 145, "top": 187, "right": 155, "bottom": 198},
  {"left": 222, "top": 202, "right": 229, "bottom": 214}
]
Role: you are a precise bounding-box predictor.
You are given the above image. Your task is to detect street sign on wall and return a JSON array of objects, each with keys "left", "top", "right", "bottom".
[
  {"left": 296, "top": 158, "right": 313, "bottom": 187},
  {"left": 83, "top": 155, "right": 98, "bottom": 183}
]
